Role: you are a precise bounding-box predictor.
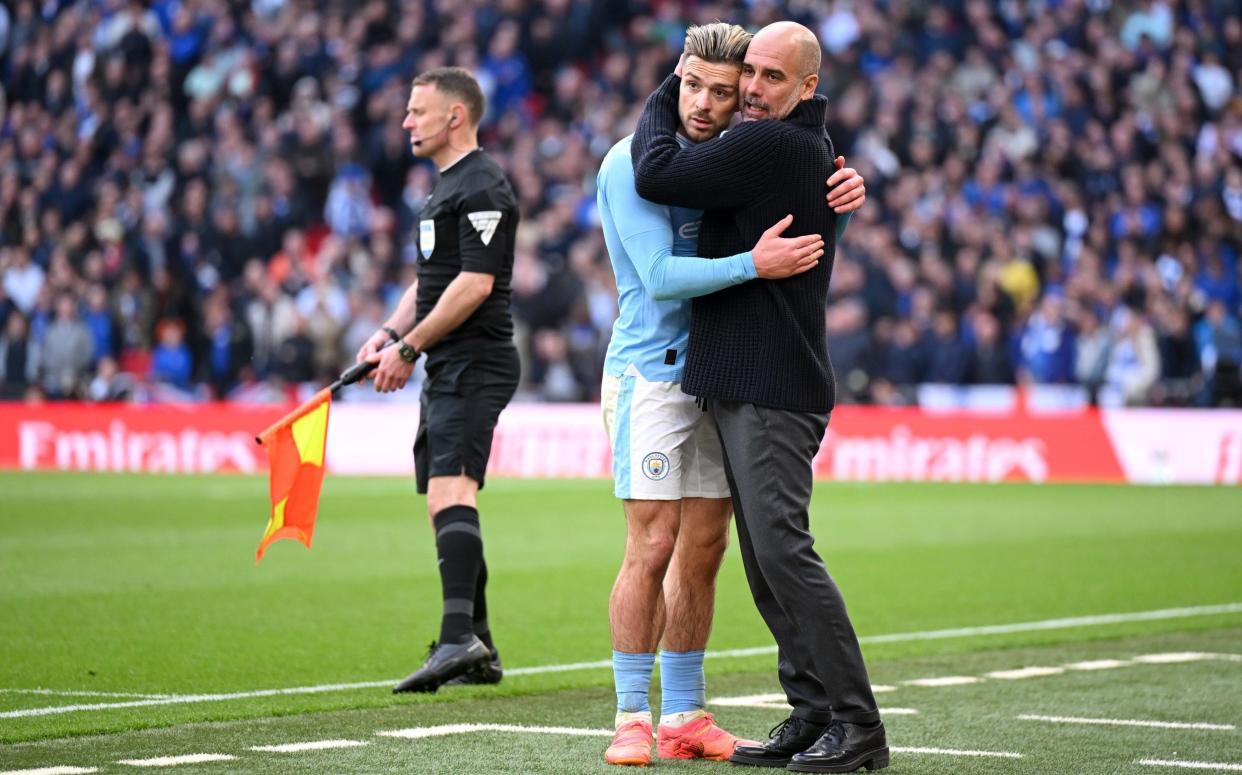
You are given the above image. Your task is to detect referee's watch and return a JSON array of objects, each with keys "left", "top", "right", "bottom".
[{"left": 398, "top": 340, "right": 420, "bottom": 364}]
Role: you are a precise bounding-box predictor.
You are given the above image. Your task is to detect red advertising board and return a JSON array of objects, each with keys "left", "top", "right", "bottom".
[
  {"left": 1, "top": 402, "right": 1239, "bottom": 484},
  {"left": 0, "top": 403, "right": 284, "bottom": 474},
  {"left": 815, "top": 408, "right": 1125, "bottom": 483}
]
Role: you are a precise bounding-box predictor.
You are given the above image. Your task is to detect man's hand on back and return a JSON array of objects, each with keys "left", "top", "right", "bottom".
[
  {"left": 752, "top": 214, "right": 824, "bottom": 279},
  {"left": 826, "top": 156, "right": 866, "bottom": 213}
]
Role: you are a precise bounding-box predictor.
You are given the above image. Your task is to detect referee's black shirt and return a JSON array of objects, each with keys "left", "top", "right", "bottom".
[{"left": 415, "top": 149, "right": 518, "bottom": 354}]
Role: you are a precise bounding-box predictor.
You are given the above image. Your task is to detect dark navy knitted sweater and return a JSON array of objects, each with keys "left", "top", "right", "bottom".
[{"left": 632, "top": 74, "right": 840, "bottom": 413}]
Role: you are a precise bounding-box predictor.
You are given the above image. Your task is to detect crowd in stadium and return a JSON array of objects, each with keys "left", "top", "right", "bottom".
[{"left": 1, "top": 0, "right": 1240, "bottom": 407}]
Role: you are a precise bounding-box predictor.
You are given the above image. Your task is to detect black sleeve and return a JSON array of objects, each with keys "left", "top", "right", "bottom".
[
  {"left": 457, "top": 184, "right": 510, "bottom": 276},
  {"left": 630, "top": 74, "right": 780, "bottom": 210}
]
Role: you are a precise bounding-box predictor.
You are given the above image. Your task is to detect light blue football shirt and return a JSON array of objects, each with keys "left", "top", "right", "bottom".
[{"left": 598, "top": 135, "right": 757, "bottom": 382}]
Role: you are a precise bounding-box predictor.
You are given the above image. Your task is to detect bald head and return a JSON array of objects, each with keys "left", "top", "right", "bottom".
[
  {"left": 738, "top": 21, "right": 822, "bottom": 121},
  {"left": 755, "top": 21, "right": 821, "bottom": 78}
]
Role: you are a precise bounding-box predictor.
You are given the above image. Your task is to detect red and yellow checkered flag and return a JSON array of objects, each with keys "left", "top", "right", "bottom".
[{"left": 254, "top": 388, "right": 331, "bottom": 561}]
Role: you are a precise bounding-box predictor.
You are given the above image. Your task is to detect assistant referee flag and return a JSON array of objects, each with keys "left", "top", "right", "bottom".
[{"left": 255, "top": 388, "right": 330, "bottom": 561}]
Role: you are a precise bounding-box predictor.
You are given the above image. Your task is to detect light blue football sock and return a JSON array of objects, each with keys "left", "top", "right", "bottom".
[
  {"left": 659, "top": 649, "right": 706, "bottom": 716},
  {"left": 613, "top": 650, "right": 656, "bottom": 713}
]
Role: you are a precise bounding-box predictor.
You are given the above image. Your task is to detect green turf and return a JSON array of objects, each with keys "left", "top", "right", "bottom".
[
  {"left": 2, "top": 629, "right": 1239, "bottom": 773},
  {"left": 1, "top": 473, "right": 1240, "bottom": 750}
]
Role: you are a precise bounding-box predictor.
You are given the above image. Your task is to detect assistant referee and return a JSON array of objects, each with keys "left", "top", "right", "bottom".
[{"left": 357, "top": 67, "right": 520, "bottom": 694}]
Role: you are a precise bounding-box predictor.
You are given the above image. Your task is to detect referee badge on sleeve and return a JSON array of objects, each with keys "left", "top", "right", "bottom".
[
  {"left": 419, "top": 219, "right": 436, "bottom": 260},
  {"left": 467, "top": 210, "right": 502, "bottom": 246}
]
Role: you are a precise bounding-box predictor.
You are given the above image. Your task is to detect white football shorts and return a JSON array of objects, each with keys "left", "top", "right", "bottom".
[{"left": 600, "top": 369, "right": 731, "bottom": 500}]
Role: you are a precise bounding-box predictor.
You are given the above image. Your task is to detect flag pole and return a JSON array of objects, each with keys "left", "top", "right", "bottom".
[{"left": 254, "top": 359, "right": 379, "bottom": 446}]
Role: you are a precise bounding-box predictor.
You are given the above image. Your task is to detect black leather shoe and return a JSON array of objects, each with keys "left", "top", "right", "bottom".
[
  {"left": 786, "top": 719, "right": 889, "bottom": 772},
  {"left": 443, "top": 648, "right": 503, "bottom": 685},
  {"left": 393, "top": 637, "right": 489, "bottom": 694},
  {"left": 729, "top": 716, "right": 827, "bottom": 767}
]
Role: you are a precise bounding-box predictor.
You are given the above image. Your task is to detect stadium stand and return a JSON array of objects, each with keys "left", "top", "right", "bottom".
[{"left": 0, "top": 0, "right": 1239, "bottom": 407}]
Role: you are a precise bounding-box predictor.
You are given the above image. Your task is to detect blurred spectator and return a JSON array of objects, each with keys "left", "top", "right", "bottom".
[
  {"left": 82, "top": 284, "right": 117, "bottom": 364},
  {"left": 1103, "top": 307, "right": 1162, "bottom": 405},
  {"left": 1074, "top": 306, "right": 1112, "bottom": 401},
  {"left": 88, "top": 356, "right": 133, "bottom": 402},
  {"left": 272, "top": 315, "right": 316, "bottom": 384},
  {"left": 2, "top": 247, "right": 43, "bottom": 315},
  {"left": 324, "top": 164, "right": 376, "bottom": 239},
  {"left": 968, "top": 312, "right": 1016, "bottom": 385},
  {"left": 200, "top": 294, "right": 252, "bottom": 396},
  {"left": 1019, "top": 294, "right": 1076, "bottom": 384},
  {"left": 925, "top": 309, "right": 972, "bottom": 384},
  {"left": 881, "top": 318, "right": 929, "bottom": 389},
  {"left": 825, "top": 298, "right": 873, "bottom": 402},
  {"left": 40, "top": 295, "right": 94, "bottom": 398},
  {"left": 0, "top": 310, "right": 39, "bottom": 399},
  {"left": 1152, "top": 302, "right": 1201, "bottom": 405},
  {"left": 1197, "top": 300, "right": 1242, "bottom": 405},
  {"left": 150, "top": 318, "right": 194, "bottom": 392}
]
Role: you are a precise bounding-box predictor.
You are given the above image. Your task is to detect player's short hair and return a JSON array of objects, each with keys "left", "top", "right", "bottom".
[
  {"left": 683, "top": 22, "right": 752, "bottom": 67},
  {"left": 412, "top": 67, "right": 485, "bottom": 126}
]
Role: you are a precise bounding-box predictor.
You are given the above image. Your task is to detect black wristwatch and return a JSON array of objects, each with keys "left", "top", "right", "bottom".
[
  {"left": 398, "top": 340, "right": 420, "bottom": 363},
  {"left": 381, "top": 326, "right": 401, "bottom": 343}
]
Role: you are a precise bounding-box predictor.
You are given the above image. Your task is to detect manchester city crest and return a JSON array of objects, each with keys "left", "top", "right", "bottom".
[{"left": 642, "top": 452, "right": 670, "bottom": 480}]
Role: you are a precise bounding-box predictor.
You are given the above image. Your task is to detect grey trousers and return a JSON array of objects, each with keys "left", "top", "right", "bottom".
[{"left": 711, "top": 399, "right": 879, "bottom": 725}]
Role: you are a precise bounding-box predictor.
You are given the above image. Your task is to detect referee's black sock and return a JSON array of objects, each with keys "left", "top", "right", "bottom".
[
  {"left": 473, "top": 559, "right": 494, "bottom": 653},
  {"left": 433, "top": 505, "right": 483, "bottom": 646}
]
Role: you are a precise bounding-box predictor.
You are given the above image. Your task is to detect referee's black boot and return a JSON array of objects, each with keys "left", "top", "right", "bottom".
[
  {"left": 729, "top": 716, "right": 826, "bottom": 767},
  {"left": 393, "top": 636, "right": 489, "bottom": 694},
  {"left": 786, "top": 719, "right": 889, "bottom": 773},
  {"left": 444, "top": 647, "right": 503, "bottom": 686}
]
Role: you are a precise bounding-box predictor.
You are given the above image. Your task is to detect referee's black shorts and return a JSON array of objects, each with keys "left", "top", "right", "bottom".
[{"left": 414, "top": 344, "right": 520, "bottom": 493}]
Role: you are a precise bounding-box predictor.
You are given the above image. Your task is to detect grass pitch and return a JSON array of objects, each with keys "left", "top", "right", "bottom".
[{"left": 1, "top": 472, "right": 1240, "bottom": 773}]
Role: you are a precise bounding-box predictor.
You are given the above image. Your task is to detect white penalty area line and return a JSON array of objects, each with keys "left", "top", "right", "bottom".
[
  {"left": 4, "top": 601, "right": 1240, "bottom": 720},
  {"left": 1139, "top": 760, "right": 1242, "bottom": 772},
  {"left": 1019, "top": 714, "right": 1236, "bottom": 731}
]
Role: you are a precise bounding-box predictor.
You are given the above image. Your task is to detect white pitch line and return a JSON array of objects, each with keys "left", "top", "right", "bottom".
[
  {"left": 1132, "top": 652, "right": 1218, "bottom": 664},
  {"left": 903, "top": 676, "right": 982, "bottom": 687},
  {"left": 892, "top": 746, "right": 1023, "bottom": 759},
  {"left": 0, "top": 680, "right": 394, "bottom": 719},
  {"left": 0, "top": 768, "right": 98, "bottom": 775},
  {"left": 0, "top": 689, "right": 170, "bottom": 699},
  {"left": 1063, "top": 659, "right": 1132, "bottom": 671},
  {"left": 1019, "top": 714, "right": 1235, "bottom": 731},
  {"left": 860, "top": 602, "right": 1242, "bottom": 644},
  {"left": 4, "top": 602, "right": 1239, "bottom": 720},
  {"left": 249, "top": 739, "right": 369, "bottom": 752},
  {"left": 1139, "top": 759, "right": 1242, "bottom": 771},
  {"left": 985, "top": 666, "right": 1066, "bottom": 680},
  {"left": 709, "top": 692, "right": 786, "bottom": 707},
  {"left": 377, "top": 723, "right": 613, "bottom": 739},
  {"left": 116, "top": 754, "right": 236, "bottom": 767},
  {"left": 708, "top": 693, "right": 918, "bottom": 715}
]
